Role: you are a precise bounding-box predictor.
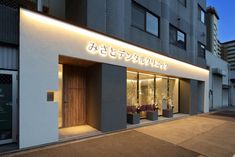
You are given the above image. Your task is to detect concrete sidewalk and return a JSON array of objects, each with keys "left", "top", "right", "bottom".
[
  {"left": 136, "top": 114, "right": 235, "bottom": 157},
  {"left": 2, "top": 110, "right": 235, "bottom": 157}
]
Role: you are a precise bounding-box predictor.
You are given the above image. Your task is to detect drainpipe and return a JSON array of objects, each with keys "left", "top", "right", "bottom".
[{"left": 37, "top": 0, "right": 43, "bottom": 12}]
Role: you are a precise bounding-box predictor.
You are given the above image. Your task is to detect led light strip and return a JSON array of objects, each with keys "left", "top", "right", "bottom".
[{"left": 21, "top": 8, "right": 209, "bottom": 75}]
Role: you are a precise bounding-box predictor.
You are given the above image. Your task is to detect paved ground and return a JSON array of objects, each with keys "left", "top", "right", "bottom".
[{"left": 2, "top": 109, "right": 235, "bottom": 157}]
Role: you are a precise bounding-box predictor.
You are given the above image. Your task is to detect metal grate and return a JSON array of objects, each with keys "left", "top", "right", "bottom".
[{"left": 0, "top": 0, "right": 19, "bottom": 9}]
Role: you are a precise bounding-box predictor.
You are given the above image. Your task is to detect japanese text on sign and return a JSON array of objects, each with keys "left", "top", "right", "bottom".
[{"left": 86, "top": 41, "right": 168, "bottom": 70}]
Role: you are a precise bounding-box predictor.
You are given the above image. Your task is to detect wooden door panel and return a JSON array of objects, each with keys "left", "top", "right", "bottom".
[{"left": 63, "top": 65, "right": 86, "bottom": 127}]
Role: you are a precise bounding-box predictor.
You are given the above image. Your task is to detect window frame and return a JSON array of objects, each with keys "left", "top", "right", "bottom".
[
  {"left": 178, "top": 0, "right": 187, "bottom": 7},
  {"left": 131, "top": 1, "right": 160, "bottom": 38},
  {"left": 170, "top": 24, "right": 187, "bottom": 50},
  {"left": 198, "top": 5, "right": 206, "bottom": 24},
  {"left": 198, "top": 42, "right": 206, "bottom": 58}
]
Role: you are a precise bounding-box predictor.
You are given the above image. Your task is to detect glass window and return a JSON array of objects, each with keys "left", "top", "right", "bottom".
[
  {"left": 198, "top": 5, "right": 205, "bottom": 23},
  {"left": 177, "top": 30, "right": 186, "bottom": 49},
  {"left": 170, "top": 25, "right": 186, "bottom": 49},
  {"left": 170, "top": 25, "right": 177, "bottom": 44},
  {"left": 139, "top": 73, "right": 154, "bottom": 105},
  {"left": 156, "top": 77, "right": 179, "bottom": 115},
  {"left": 126, "top": 71, "right": 179, "bottom": 117},
  {"left": 132, "top": 2, "right": 159, "bottom": 37},
  {"left": 127, "top": 71, "right": 138, "bottom": 106},
  {"left": 146, "top": 12, "right": 159, "bottom": 36},
  {"left": 155, "top": 77, "right": 167, "bottom": 115},
  {"left": 0, "top": 74, "right": 13, "bottom": 141},
  {"left": 132, "top": 3, "right": 145, "bottom": 30},
  {"left": 177, "top": 31, "right": 185, "bottom": 43},
  {"left": 168, "top": 78, "right": 179, "bottom": 113},
  {"left": 198, "top": 42, "right": 206, "bottom": 58},
  {"left": 200, "top": 10, "right": 205, "bottom": 23},
  {"left": 178, "top": 0, "right": 186, "bottom": 7}
]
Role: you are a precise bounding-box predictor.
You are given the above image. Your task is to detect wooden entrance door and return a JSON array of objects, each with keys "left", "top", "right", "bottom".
[{"left": 62, "top": 65, "right": 86, "bottom": 127}]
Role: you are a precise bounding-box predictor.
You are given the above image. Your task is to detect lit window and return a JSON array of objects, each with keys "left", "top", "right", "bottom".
[{"left": 127, "top": 71, "right": 179, "bottom": 116}]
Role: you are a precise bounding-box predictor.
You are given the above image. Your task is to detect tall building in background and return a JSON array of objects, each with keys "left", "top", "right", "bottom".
[
  {"left": 205, "top": 6, "right": 230, "bottom": 110},
  {"left": 222, "top": 40, "right": 235, "bottom": 106},
  {"left": 206, "top": 6, "right": 221, "bottom": 57},
  {"left": 222, "top": 41, "right": 235, "bottom": 71}
]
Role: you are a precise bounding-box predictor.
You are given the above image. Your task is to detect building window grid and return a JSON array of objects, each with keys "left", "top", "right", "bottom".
[{"left": 131, "top": 1, "right": 160, "bottom": 37}]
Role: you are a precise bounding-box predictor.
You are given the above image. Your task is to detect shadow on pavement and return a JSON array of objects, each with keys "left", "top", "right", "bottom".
[{"left": 202, "top": 110, "right": 235, "bottom": 122}]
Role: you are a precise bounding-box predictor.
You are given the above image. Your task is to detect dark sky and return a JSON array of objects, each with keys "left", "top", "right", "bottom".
[{"left": 207, "top": 0, "right": 235, "bottom": 43}]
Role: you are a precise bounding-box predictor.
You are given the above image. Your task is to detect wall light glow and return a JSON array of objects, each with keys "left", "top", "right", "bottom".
[{"left": 21, "top": 8, "right": 209, "bottom": 77}]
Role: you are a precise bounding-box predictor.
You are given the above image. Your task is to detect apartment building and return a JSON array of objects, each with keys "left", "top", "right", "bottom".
[
  {"left": 222, "top": 40, "right": 235, "bottom": 106},
  {"left": 0, "top": 0, "right": 209, "bottom": 149},
  {"left": 206, "top": 6, "right": 220, "bottom": 57},
  {"left": 205, "top": 6, "right": 230, "bottom": 109}
]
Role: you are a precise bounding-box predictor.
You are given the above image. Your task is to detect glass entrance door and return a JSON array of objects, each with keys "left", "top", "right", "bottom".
[{"left": 0, "top": 70, "right": 17, "bottom": 145}]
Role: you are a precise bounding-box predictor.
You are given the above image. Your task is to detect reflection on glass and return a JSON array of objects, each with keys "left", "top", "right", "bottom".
[
  {"left": 156, "top": 77, "right": 167, "bottom": 115},
  {"left": 139, "top": 73, "right": 154, "bottom": 105},
  {"left": 127, "top": 71, "right": 138, "bottom": 106},
  {"left": 0, "top": 74, "right": 12, "bottom": 141},
  {"left": 169, "top": 78, "right": 179, "bottom": 113},
  {"left": 146, "top": 12, "right": 159, "bottom": 36}
]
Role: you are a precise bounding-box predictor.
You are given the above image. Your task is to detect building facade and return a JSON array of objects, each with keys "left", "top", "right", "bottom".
[
  {"left": 205, "top": 6, "right": 230, "bottom": 110},
  {"left": 222, "top": 40, "right": 235, "bottom": 106},
  {"left": 0, "top": 0, "right": 210, "bottom": 149},
  {"left": 206, "top": 50, "right": 229, "bottom": 109}
]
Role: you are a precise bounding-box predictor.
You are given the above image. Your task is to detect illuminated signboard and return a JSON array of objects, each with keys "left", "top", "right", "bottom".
[{"left": 86, "top": 41, "right": 168, "bottom": 70}]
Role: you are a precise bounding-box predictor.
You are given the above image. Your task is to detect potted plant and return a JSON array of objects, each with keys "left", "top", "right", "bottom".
[
  {"left": 162, "top": 97, "right": 174, "bottom": 118},
  {"left": 146, "top": 103, "right": 159, "bottom": 121},
  {"left": 127, "top": 105, "right": 140, "bottom": 124}
]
